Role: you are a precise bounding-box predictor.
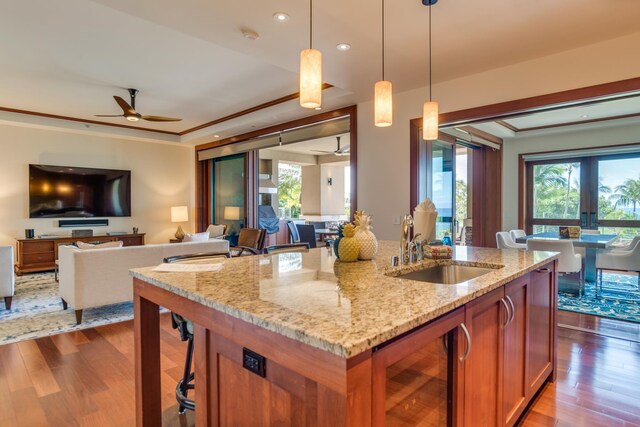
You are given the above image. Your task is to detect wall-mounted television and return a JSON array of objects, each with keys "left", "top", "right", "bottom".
[{"left": 29, "top": 164, "right": 131, "bottom": 218}]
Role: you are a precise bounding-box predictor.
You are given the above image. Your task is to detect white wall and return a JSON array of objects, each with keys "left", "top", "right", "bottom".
[
  {"left": 501, "top": 122, "right": 640, "bottom": 231},
  {"left": 0, "top": 124, "right": 194, "bottom": 246},
  {"left": 356, "top": 31, "right": 640, "bottom": 241}
]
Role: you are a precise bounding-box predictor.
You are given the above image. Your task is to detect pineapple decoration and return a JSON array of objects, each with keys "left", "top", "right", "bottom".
[
  {"left": 354, "top": 211, "right": 378, "bottom": 260},
  {"left": 338, "top": 223, "right": 360, "bottom": 262},
  {"left": 333, "top": 223, "right": 344, "bottom": 258}
]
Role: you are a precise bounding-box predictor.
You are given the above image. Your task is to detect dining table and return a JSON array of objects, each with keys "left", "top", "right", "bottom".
[
  {"left": 315, "top": 228, "right": 339, "bottom": 242},
  {"left": 515, "top": 232, "right": 618, "bottom": 282}
]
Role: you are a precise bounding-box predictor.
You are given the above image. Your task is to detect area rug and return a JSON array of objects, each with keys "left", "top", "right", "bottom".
[
  {"left": 0, "top": 272, "right": 139, "bottom": 345},
  {"left": 558, "top": 272, "right": 640, "bottom": 323}
]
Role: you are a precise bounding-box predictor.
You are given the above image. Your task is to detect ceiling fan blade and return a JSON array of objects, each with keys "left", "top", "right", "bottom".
[
  {"left": 141, "top": 115, "right": 182, "bottom": 122},
  {"left": 94, "top": 114, "right": 125, "bottom": 117},
  {"left": 113, "top": 96, "right": 136, "bottom": 115}
]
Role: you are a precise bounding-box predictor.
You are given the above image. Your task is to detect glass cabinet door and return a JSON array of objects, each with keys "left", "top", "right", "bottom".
[
  {"left": 211, "top": 154, "right": 246, "bottom": 244},
  {"left": 372, "top": 308, "right": 465, "bottom": 427}
]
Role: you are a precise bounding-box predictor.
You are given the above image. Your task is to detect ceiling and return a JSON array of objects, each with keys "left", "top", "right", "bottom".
[{"left": 2, "top": 0, "right": 640, "bottom": 143}]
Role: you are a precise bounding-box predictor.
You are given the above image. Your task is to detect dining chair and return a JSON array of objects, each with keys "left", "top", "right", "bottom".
[
  {"left": 581, "top": 229, "right": 601, "bottom": 235},
  {"left": 509, "top": 229, "right": 526, "bottom": 242},
  {"left": 287, "top": 221, "right": 300, "bottom": 243},
  {"left": 296, "top": 224, "right": 317, "bottom": 249},
  {"left": 595, "top": 239, "right": 640, "bottom": 298},
  {"left": 230, "top": 228, "right": 266, "bottom": 256},
  {"left": 264, "top": 243, "right": 310, "bottom": 254},
  {"left": 527, "top": 238, "right": 583, "bottom": 297},
  {"left": 610, "top": 235, "right": 640, "bottom": 253},
  {"left": 164, "top": 250, "right": 230, "bottom": 414},
  {"left": 496, "top": 232, "right": 526, "bottom": 249}
]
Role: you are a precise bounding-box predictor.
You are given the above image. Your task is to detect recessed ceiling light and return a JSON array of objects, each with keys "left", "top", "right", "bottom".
[
  {"left": 336, "top": 43, "right": 351, "bottom": 51},
  {"left": 581, "top": 114, "right": 590, "bottom": 118},
  {"left": 273, "top": 12, "right": 290, "bottom": 22},
  {"left": 213, "top": 134, "right": 220, "bottom": 138},
  {"left": 315, "top": 107, "right": 322, "bottom": 110}
]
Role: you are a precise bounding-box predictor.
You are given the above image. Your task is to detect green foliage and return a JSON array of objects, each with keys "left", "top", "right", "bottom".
[
  {"left": 456, "top": 179, "right": 468, "bottom": 222},
  {"left": 277, "top": 164, "right": 302, "bottom": 218}
]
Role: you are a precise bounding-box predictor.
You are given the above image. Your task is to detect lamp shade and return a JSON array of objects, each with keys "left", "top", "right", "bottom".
[
  {"left": 170, "top": 206, "right": 188, "bottom": 223},
  {"left": 374, "top": 80, "right": 393, "bottom": 127},
  {"left": 299, "top": 48, "right": 322, "bottom": 109},
  {"left": 422, "top": 101, "right": 439, "bottom": 141},
  {"left": 223, "top": 206, "right": 241, "bottom": 221}
]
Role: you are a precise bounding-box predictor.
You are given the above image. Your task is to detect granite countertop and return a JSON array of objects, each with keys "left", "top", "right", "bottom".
[{"left": 130, "top": 241, "right": 557, "bottom": 358}]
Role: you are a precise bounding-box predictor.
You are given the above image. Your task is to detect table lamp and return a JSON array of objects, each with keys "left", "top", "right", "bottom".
[
  {"left": 223, "top": 206, "right": 241, "bottom": 236},
  {"left": 171, "top": 206, "right": 189, "bottom": 240}
]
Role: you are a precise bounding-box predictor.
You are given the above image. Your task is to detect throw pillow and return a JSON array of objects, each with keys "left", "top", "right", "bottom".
[
  {"left": 76, "top": 240, "right": 124, "bottom": 249},
  {"left": 206, "top": 224, "right": 226, "bottom": 238},
  {"left": 182, "top": 231, "right": 209, "bottom": 242}
]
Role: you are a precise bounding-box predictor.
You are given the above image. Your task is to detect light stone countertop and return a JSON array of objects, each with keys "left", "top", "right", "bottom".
[{"left": 130, "top": 241, "right": 558, "bottom": 358}]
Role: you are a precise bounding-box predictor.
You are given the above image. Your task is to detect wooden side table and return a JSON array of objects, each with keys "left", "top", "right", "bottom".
[{"left": 169, "top": 239, "right": 183, "bottom": 244}]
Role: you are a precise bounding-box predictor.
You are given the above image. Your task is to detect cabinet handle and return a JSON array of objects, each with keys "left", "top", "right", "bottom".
[
  {"left": 536, "top": 268, "right": 551, "bottom": 273},
  {"left": 499, "top": 298, "right": 511, "bottom": 329},
  {"left": 505, "top": 295, "right": 515, "bottom": 325},
  {"left": 459, "top": 323, "right": 471, "bottom": 362}
]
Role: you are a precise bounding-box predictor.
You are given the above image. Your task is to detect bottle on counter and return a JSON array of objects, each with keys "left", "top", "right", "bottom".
[{"left": 442, "top": 231, "right": 452, "bottom": 246}]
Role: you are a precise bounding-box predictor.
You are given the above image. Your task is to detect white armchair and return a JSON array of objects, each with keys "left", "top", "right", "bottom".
[
  {"left": 509, "top": 229, "right": 526, "bottom": 242},
  {"left": 596, "top": 240, "right": 640, "bottom": 297},
  {"left": 496, "top": 232, "right": 526, "bottom": 249},
  {"left": 527, "top": 238, "right": 583, "bottom": 296},
  {"left": 610, "top": 235, "right": 640, "bottom": 253},
  {"left": 1, "top": 246, "right": 15, "bottom": 310}
]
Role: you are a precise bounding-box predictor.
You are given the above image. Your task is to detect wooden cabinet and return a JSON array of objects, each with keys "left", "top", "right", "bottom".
[
  {"left": 15, "top": 233, "right": 145, "bottom": 275},
  {"left": 527, "top": 264, "right": 556, "bottom": 392},
  {"left": 503, "top": 275, "right": 529, "bottom": 426},
  {"left": 463, "top": 261, "right": 556, "bottom": 427},
  {"left": 463, "top": 286, "right": 506, "bottom": 427}
]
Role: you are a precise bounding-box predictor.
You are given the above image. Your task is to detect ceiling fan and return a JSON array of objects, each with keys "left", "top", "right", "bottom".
[
  {"left": 95, "top": 89, "right": 182, "bottom": 122},
  {"left": 313, "top": 136, "right": 350, "bottom": 156}
]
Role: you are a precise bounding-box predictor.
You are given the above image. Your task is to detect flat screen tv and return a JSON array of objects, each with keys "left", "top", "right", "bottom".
[{"left": 29, "top": 164, "right": 131, "bottom": 218}]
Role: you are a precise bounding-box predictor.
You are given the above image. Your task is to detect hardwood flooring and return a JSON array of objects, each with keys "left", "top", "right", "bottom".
[{"left": 0, "top": 311, "right": 638, "bottom": 426}]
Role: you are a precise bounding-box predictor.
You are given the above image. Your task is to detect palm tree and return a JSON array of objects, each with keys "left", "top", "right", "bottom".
[
  {"left": 613, "top": 177, "right": 640, "bottom": 218},
  {"left": 562, "top": 164, "right": 576, "bottom": 218}
]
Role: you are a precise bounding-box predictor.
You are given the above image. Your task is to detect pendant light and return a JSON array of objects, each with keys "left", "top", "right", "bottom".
[
  {"left": 300, "top": 0, "right": 322, "bottom": 109},
  {"left": 422, "top": 0, "right": 439, "bottom": 141},
  {"left": 374, "top": 0, "right": 392, "bottom": 127}
]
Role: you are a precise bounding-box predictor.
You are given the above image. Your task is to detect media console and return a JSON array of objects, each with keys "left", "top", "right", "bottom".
[{"left": 14, "top": 233, "right": 145, "bottom": 275}]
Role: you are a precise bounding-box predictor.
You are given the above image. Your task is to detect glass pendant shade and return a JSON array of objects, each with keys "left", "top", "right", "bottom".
[
  {"left": 422, "top": 101, "right": 439, "bottom": 140},
  {"left": 299, "top": 48, "right": 322, "bottom": 109},
  {"left": 374, "top": 80, "right": 393, "bottom": 127}
]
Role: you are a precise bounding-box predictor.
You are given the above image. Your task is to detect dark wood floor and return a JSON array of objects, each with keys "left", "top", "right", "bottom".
[{"left": 0, "top": 311, "right": 638, "bottom": 426}]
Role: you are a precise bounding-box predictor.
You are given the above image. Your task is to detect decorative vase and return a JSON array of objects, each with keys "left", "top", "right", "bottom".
[
  {"left": 333, "top": 223, "right": 344, "bottom": 258},
  {"left": 338, "top": 224, "right": 360, "bottom": 262},
  {"left": 354, "top": 213, "right": 378, "bottom": 260}
]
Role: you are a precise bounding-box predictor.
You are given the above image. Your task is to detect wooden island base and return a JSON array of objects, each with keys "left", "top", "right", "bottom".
[{"left": 133, "top": 259, "right": 557, "bottom": 427}]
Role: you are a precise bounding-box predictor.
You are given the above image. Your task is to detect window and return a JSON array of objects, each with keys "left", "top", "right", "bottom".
[{"left": 526, "top": 151, "right": 640, "bottom": 236}]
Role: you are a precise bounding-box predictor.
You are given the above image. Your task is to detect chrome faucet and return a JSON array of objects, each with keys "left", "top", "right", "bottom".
[
  {"left": 400, "top": 214, "right": 414, "bottom": 264},
  {"left": 409, "top": 233, "right": 423, "bottom": 263}
]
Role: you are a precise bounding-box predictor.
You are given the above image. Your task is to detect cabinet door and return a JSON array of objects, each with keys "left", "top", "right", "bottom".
[
  {"left": 503, "top": 275, "right": 528, "bottom": 426},
  {"left": 372, "top": 307, "right": 465, "bottom": 427},
  {"left": 463, "top": 287, "right": 507, "bottom": 427},
  {"left": 527, "top": 262, "right": 556, "bottom": 393}
]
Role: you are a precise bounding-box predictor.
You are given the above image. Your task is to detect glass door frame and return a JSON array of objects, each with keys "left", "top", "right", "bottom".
[{"left": 195, "top": 106, "right": 357, "bottom": 233}]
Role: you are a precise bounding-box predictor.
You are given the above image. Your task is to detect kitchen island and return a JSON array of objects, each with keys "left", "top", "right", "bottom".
[{"left": 131, "top": 241, "right": 558, "bottom": 426}]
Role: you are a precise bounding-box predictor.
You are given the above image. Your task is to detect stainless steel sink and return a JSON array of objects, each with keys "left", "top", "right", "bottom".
[{"left": 394, "top": 264, "right": 497, "bottom": 284}]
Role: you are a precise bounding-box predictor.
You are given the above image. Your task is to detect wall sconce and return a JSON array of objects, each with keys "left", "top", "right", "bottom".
[{"left": 327, "top": 177, "right": 333, "bottom": 186}]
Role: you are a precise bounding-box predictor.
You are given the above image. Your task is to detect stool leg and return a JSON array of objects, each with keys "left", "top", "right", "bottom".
[{"left": 178, "top": 336, "right": 194, "bottom": 414}]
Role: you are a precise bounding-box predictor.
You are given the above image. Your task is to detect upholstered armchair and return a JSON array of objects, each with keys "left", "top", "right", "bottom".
[{"left": 0, "top": 246, "right": 15, "bottom": 309}]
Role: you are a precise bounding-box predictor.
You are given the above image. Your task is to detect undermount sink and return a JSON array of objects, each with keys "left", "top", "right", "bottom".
[{"left": 393, "top": 264, "right": 499, "bottom": 285}]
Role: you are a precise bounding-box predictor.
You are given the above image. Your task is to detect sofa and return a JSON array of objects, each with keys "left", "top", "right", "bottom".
[
  {"left": 1, "top": 246, "right": 14, "bottom": 310},
  {"left": 58, "top": 239, "right": 229, "bottom": 323}
]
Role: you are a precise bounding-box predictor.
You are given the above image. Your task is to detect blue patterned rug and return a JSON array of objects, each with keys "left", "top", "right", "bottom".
[
  {"left": 558, "top": 272, "right": 640, "bottom": 323},
  {"left": 0, "top": 272, "right": 140, "bottom": 345}
]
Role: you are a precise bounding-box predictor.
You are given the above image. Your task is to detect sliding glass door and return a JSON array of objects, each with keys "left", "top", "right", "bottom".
[
  {"left": 418, "top": 139, "right": 455, "bottom": 241},
  {"left": 211, "top": 154, "right": 246, "bottom": 243},
  {"left": 526, "top": 152, "right": 640, "bottom": 237}
]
